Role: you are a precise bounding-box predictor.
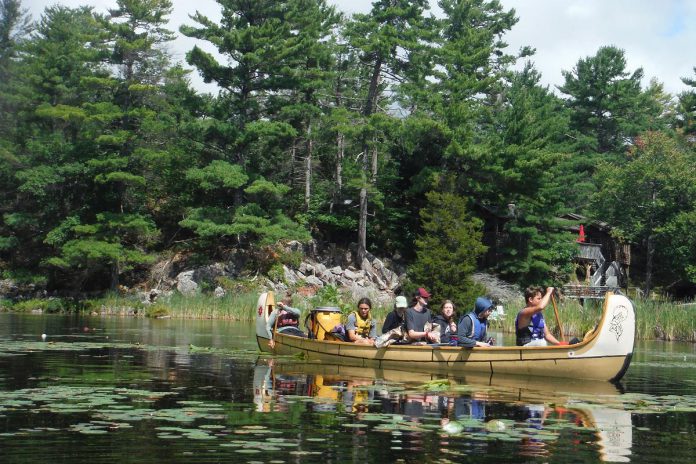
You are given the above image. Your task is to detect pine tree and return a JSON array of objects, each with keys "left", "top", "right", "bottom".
[{"left": 409, "top": 192, "right": 487, "bottom": 305}]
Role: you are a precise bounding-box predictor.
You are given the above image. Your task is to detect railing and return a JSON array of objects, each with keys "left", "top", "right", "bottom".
[{"left": 563, "top": 285, "right": 621, "bottom": 299}]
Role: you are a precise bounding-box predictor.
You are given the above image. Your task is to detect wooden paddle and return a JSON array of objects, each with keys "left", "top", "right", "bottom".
[{"left": 550, "top": 292, "right": 566, "bottom": 342}]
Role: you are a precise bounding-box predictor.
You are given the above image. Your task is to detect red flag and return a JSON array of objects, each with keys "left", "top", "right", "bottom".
[{"left": 577, "top": 224, "right": 586, "bottom": 242}]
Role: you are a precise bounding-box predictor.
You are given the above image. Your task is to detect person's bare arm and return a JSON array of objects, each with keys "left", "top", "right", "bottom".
[
  {"left": 518, "top": 287, "right": 554, "bottom": 328},
  {"left": 543, "top": 325, "right": 560, "bottom": 345}
]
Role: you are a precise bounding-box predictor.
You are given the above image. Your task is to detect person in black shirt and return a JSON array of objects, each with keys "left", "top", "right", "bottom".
[{"left": 382, "top": 295, "right": 408, "bottom": 333}]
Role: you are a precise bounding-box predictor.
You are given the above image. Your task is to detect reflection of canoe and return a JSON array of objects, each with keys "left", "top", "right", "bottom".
[
  {"left": 261, "top": 359, "right": 624, "bottom": 398},
  {"left": 255, "top": 292, "right": 635, "bottom": 381},
  {"left": 254, "top": 359, "right": 633, "bottom": 462}
]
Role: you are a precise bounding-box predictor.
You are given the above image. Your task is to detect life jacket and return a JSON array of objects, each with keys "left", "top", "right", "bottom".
[
  {"left": 276, "top": 309, "right": 299, "bottom": 329},
  {"left": 349, "top": 311, "right": 373, "bottom": 338},
  {"left": 515, "top": 312, "right": 545, "bottom": 346},
  {"left": 462, "top": 312, "right": 488, "bottom": 341}
]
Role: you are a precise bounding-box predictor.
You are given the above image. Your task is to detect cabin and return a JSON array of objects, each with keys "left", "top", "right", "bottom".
[
  {"left": 476, "top": 206, "right": 629, "bottom": 299},
  {"left": 560, "top": 213, "right": 629, "bottom": 299}
]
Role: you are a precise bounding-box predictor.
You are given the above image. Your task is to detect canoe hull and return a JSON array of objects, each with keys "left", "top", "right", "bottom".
[{"left": 256, "top": 292, "right": 635, "bottom": 382}]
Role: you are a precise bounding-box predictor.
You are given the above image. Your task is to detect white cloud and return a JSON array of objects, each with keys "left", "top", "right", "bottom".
[{"left": 22, "top": 0, "right": 695, "bottom": 95}]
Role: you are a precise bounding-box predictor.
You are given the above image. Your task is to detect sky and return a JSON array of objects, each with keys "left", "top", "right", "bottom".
[{"left": 22, "top": 0, "right": 696, "bottom": 96}]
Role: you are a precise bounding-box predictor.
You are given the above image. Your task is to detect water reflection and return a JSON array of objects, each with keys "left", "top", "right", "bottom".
[{"left": 253, "top": 359, "right": 633, "bottom": 462}]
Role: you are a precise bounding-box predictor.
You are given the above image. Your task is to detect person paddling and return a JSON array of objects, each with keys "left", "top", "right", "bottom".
[
  {"left": 266, "top": 296, "right": 305, "bottom": 349},
  {"left": 515, "top": 286, "right": 562, "bottom": 346}
]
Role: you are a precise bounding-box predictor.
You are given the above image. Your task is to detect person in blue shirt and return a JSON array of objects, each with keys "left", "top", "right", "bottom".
[
  {"left": 515, "top": 286, "right": 562, "bottom": 346},
  {"left": 457, "top": 297, "right": 495, "bottom": 347}
]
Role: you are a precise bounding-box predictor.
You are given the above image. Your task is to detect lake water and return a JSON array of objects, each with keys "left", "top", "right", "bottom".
[{"left": 0, "top": 313, "right": 694, "bottom": 463}]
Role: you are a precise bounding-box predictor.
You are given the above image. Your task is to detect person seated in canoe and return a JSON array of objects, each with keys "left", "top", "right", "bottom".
[
  {"left": 405, "top": 287, "right": 438, "bottom": 343},
  {"left": 382, "top": 295, "right": 409, "bottom": 333},
  {"left": 456, "top": 297, "right": 495, "bottom": 347},
  {"left": 346, "top": 297, "right": 378, "bottom": 345},
  {"left": 433, "top": 299, "right": 458, "bottom": 344},
  {"left": 266, "top": 296, "right": 306, "bottom": 348},
  {"left": 515, "top": 286, "right": 562, "bottom": 346}
]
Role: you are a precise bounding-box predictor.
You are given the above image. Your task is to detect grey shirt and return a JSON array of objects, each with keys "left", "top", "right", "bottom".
[{"left": 345, "top": 312, "right": 377, "bottom": 339}]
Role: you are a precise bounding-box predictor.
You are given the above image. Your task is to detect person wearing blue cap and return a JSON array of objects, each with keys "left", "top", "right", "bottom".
[{"left": 456, "top": 297, "right": 495, "bottom": 348}]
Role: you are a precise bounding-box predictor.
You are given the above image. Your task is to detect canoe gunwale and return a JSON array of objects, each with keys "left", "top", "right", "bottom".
[{"left": 255, "top": 292, "right": 635, "bottom": 381}]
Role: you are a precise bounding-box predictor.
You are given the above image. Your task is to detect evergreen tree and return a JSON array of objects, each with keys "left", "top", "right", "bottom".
[
  {"left": 676, "top": 67, "right": 696, "bottom": 138},
  {"left": 482, "top": 64, "right": 576, "bottom": 286},
  {"left": 343, "top": 0, "right": 434, "bottom": 265},
  {"left": 408, "top": 192, "right": 487, "bottom": 305},
  {"left": 179, "top": 1, "right": 338, "bottom": 250}
]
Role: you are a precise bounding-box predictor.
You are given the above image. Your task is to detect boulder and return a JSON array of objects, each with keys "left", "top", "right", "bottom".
[
  {"left": 282, "top": 266, "right": 298, "bottom": 285},
  {"left": 191, "top": 263, "right": 226, "bottom": 286},
  {"left": 343, "top": 269, "right": 359, "bottom": 281},
  {"left": 304, "top": 275, "right": 324, "bottom": 287},
  {"left": 176, "top": 271, "right": 199, "bottom": 296},
  {"left": 214, "top": 286, "right": 226, "bottom": 298}
]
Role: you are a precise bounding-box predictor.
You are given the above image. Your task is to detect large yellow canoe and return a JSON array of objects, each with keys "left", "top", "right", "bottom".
[{"left": 255, "top": 292, "right": 635, "bottom": 381}]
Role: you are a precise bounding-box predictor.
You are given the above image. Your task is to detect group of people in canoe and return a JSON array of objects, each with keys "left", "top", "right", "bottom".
[{"left": 267, "top": 285, "right": 569, "bottom": 348}]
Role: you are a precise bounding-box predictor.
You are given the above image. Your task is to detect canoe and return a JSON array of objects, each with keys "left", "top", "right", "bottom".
[{"left": 255, "top": 291, "right": 635, "bottom": 381}]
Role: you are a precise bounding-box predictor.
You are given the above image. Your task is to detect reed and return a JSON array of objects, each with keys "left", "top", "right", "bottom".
[
  {"left": 5, "top": 289, "right": 696, "bottom": 342},
  {"left": 491, "top": 297, "right": 696, "bottom": 343}
]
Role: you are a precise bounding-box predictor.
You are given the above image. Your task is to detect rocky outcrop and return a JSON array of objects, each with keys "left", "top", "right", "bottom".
[
  {"left": 264, "top": 243, "right": 404, "bottom": 306},
  {"left": 154, "top": 241, "right": 406, "bottom": 307}
]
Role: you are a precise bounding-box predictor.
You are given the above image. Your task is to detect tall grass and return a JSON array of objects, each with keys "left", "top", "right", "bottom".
[
  {"left": 158, "top": 292, "right": 259, "bottom": 319},
  {"left": 4, "top": 289, "right": 695, "bottom": 342},
  {"left": 491, "top": 296, "right": 696, "bottom": 343}
]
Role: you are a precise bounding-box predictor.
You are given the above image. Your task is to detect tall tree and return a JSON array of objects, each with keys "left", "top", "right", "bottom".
[
  {"left": 408, "top": 191, "right": 487, "bottom": 304},
  {"left": 0, "top": 5, "right": 107, "bottom": 285},
  {"left": 481, "top": 63, "right": 576, "bottom": 286},
  {"left": 179, "top": 1, "right": 340, "bottom": 251},
  {"left": 343, "top": 0, "right": 433, "bottom": 266},
  {"left": 676, "top": 67, "right": 696, "bottom": 139},
  {"left": 559, "top": 45, "right": 659, "bottom": 156},
  {"left": 592, "top": 131, "right": 696, "bottom": 296}
]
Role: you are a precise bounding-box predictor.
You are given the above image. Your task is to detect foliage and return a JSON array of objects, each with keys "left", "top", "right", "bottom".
[
  {"left": 1, "top": 0, "right": 695, "bottom": 301},
  {"left": 592, "top": 131, "right": 696, "bottom": 293},
  {"left": 408, "top": 192, "right": 487, "bottom": 305},
  {"left": 11, "top": 298, "right": 65, "bottom": 313}
]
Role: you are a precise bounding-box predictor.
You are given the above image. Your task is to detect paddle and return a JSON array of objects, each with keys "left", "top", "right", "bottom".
[{"left": 550, "top": 291, "right": 566, "bottom": 343}]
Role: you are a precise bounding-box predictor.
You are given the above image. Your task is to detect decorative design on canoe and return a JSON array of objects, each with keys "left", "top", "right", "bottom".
[{"left": 609, "top": 305, "right": 628, "bottom": 342}]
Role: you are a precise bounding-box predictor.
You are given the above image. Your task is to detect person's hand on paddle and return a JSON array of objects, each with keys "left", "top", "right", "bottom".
[{"left": 268, "top": 339, "right": 275, "bottom": 349}]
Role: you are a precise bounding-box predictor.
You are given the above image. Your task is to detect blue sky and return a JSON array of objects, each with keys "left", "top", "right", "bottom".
[{"left": 23, "top": 0, "right": 696, "bottom": 96}]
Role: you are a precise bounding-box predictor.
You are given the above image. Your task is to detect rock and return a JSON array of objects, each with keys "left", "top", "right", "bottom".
[
  {"left": 304, "top": 275, "right": 324, "bottom": 287},
  {"left": 286, "top": 240, "right": 304, "bottom": 252},
  {"left": 283, "top": 266, "right": 298, "bottom": 285},
  {"left": 214, "top": 286, "right": 225, "bottom": 298},
  {"left": 192, "top": 263, "right": 226, "bottom": 285},
  {"left": 314, "top": 263, "right": 327, "bottom": 275},
  {"left": 372, "top": 258, "right": 384, "bottom": 271},
  {"left": 361, "top": 258, "right": 375, "bottom": 278},
  {"left": 320, "top": 270, "right": 336, "bottom": 283},
  {"left": 343, "top": 269, "right": 359, "bottom": 281},
  {"left": 0, "top": 279, "right": 18, "bottom": 298},
  {"left": 299, "top": 262, "right": 314, "bottom": 275},
  {"left": 330, "top": 266, "right": 342, "bottom": 275},
  {"left": 373, "top": 275, "right": 387, "bottom": 290},
  {"left": 176, "top": 271, "right": 199, "bottom": 296}
]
